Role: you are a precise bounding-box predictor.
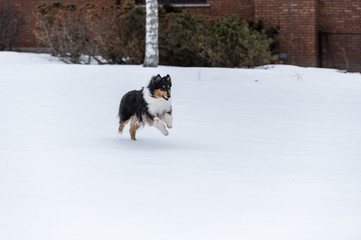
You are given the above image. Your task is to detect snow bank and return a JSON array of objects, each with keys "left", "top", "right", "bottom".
[{"left": 1, "top": 53, "right": 361, "bottom": 240}]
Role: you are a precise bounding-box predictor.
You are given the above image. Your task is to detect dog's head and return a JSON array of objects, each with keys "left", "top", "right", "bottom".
[{"left": 148, "top": 74, "right": 172, "bottom": 101}]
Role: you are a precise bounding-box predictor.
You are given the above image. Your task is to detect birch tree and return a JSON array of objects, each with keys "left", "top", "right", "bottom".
[{"left": 143, "top": 0, "right": 159, "bottom": 67}]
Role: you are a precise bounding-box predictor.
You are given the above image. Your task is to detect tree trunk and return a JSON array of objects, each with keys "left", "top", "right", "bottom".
[{"left": 143, "top": 0, "right": 159, "bottom": 67}]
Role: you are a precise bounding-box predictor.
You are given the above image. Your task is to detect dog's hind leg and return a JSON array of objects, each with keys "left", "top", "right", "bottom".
[
  {"left": 129, "top": 117, "right": 141, "bottom": 140},
  {"left": 118, "top": 118, "right": 130, "bottom": 133}
]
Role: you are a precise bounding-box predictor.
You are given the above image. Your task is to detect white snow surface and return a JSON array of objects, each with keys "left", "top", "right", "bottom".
[{"left": 1, "top": 52, "right": 361, "bottom": 240}]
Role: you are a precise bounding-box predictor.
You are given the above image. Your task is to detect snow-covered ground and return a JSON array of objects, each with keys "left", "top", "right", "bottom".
[{"left": 1, "top": 52, "right": 361, "bottom": 240}]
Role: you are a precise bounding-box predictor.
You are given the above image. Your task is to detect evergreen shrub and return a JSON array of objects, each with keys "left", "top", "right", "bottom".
[{"left": 160, "top": 13, "right": 278, "bottom": 67}]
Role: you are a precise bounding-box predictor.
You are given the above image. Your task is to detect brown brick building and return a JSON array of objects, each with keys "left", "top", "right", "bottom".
[{"left": 3, "top": 0, "right": 361, "bottom": 71}]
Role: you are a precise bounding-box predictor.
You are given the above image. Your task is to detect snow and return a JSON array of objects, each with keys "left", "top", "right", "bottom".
[{"left": 1, "top": 52, "right": 361, "bottom": 240}]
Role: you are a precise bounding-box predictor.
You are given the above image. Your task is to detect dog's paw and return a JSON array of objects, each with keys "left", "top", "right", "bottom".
[
  {"left": 163, "top": 114, "right": 173, "bottom": 129},
  {"left": 154, "top": 117, "right": 169, "bottom": 136}
]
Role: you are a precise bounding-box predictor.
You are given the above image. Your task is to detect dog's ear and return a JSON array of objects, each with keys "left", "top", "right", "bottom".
[
  {"left": 165, "top": 74, "right": 171, "bottom": 82},
  {"left": 152, "top": 74, "right": 162, "bottom": 83}
]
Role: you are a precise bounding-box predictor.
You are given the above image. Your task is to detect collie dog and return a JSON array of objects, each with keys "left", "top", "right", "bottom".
[{"left": 118, "top": 74, "right": 173, "bottom": 140}]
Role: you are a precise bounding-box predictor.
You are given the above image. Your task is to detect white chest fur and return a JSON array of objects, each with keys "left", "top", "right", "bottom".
[{"left": 143, "top": 88, "right": 172, "bottom": 116}]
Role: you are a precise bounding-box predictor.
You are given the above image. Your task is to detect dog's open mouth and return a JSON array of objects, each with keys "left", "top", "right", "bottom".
[{"left": 162, "top": 96, "right": 169, "bottom": 101}]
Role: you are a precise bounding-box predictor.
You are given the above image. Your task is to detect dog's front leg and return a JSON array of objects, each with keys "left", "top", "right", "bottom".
[
  {"left": 162, "top": 112, "right": 173, "bottom": 129},
  {"left": 153, "top": 117, "right": 169, "bottom": 136}
]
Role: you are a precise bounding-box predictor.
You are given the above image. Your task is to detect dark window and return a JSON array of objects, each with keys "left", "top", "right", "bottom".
[{"left": 135, "top": 0, "right": 206, "bottom": 4}]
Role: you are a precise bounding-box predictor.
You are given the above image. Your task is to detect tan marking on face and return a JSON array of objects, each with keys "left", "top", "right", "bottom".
[{"left": 154, "top": 89, "right": 169, "bottom": 99}]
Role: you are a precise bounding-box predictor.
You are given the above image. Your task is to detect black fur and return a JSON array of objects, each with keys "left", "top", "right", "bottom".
[
  {"left": 118, "top": 88, "right": 150, "bottom": 123},
  {"left": 118, "top": 74, "right": 173, "bottom": 140}
]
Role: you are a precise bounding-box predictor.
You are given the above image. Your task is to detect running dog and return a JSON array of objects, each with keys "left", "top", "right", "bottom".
[{"left": 118, "top": 74, "right": 172, "bottom": 140}]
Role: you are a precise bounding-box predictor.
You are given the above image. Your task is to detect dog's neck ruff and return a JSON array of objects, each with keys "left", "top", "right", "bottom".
[{"left": 143, "top": 87, "right": 172, "bottom": 117}]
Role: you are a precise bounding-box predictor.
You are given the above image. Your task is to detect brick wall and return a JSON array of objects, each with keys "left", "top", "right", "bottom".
[
  {"left": 319, "top": 0, "right": 361, "bottom": 71},
  {"left": 319, "top": 0, "right": 361, "bottom": 33},
  {"left": 254, "top": 0, "right": 318, "bottom": 67},
  {"left": 320, "top": 33, "right": 361, "bottom": 71},
  {"left": 176, "top": 0, "right": 254, "bottom": 19}
]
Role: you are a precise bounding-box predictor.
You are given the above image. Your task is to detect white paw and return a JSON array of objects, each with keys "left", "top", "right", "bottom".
[
  {"left": 162, "top": 129, "right": 169, "bottom": 136},
  {"left": 163, "top": 114, "right": 173, "bottom": 129},
  {"left": 154, "top": 117, "right": 169, "bottom": 136}
]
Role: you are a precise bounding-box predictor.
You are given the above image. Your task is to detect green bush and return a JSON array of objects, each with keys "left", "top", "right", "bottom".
[
  {"left": 210, "top": 15, "right": 278, "bottom": 67},
  {"left": 160, "top": 13, "right": 278, "bottom": 68},
  {"left": 159, "top": 11, "right": 212, "bottom": 66}
]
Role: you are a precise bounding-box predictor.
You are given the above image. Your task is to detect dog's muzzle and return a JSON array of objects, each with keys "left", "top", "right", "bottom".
[{"left": 163, "top": 92, "right": 171, "bottom": 101}]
